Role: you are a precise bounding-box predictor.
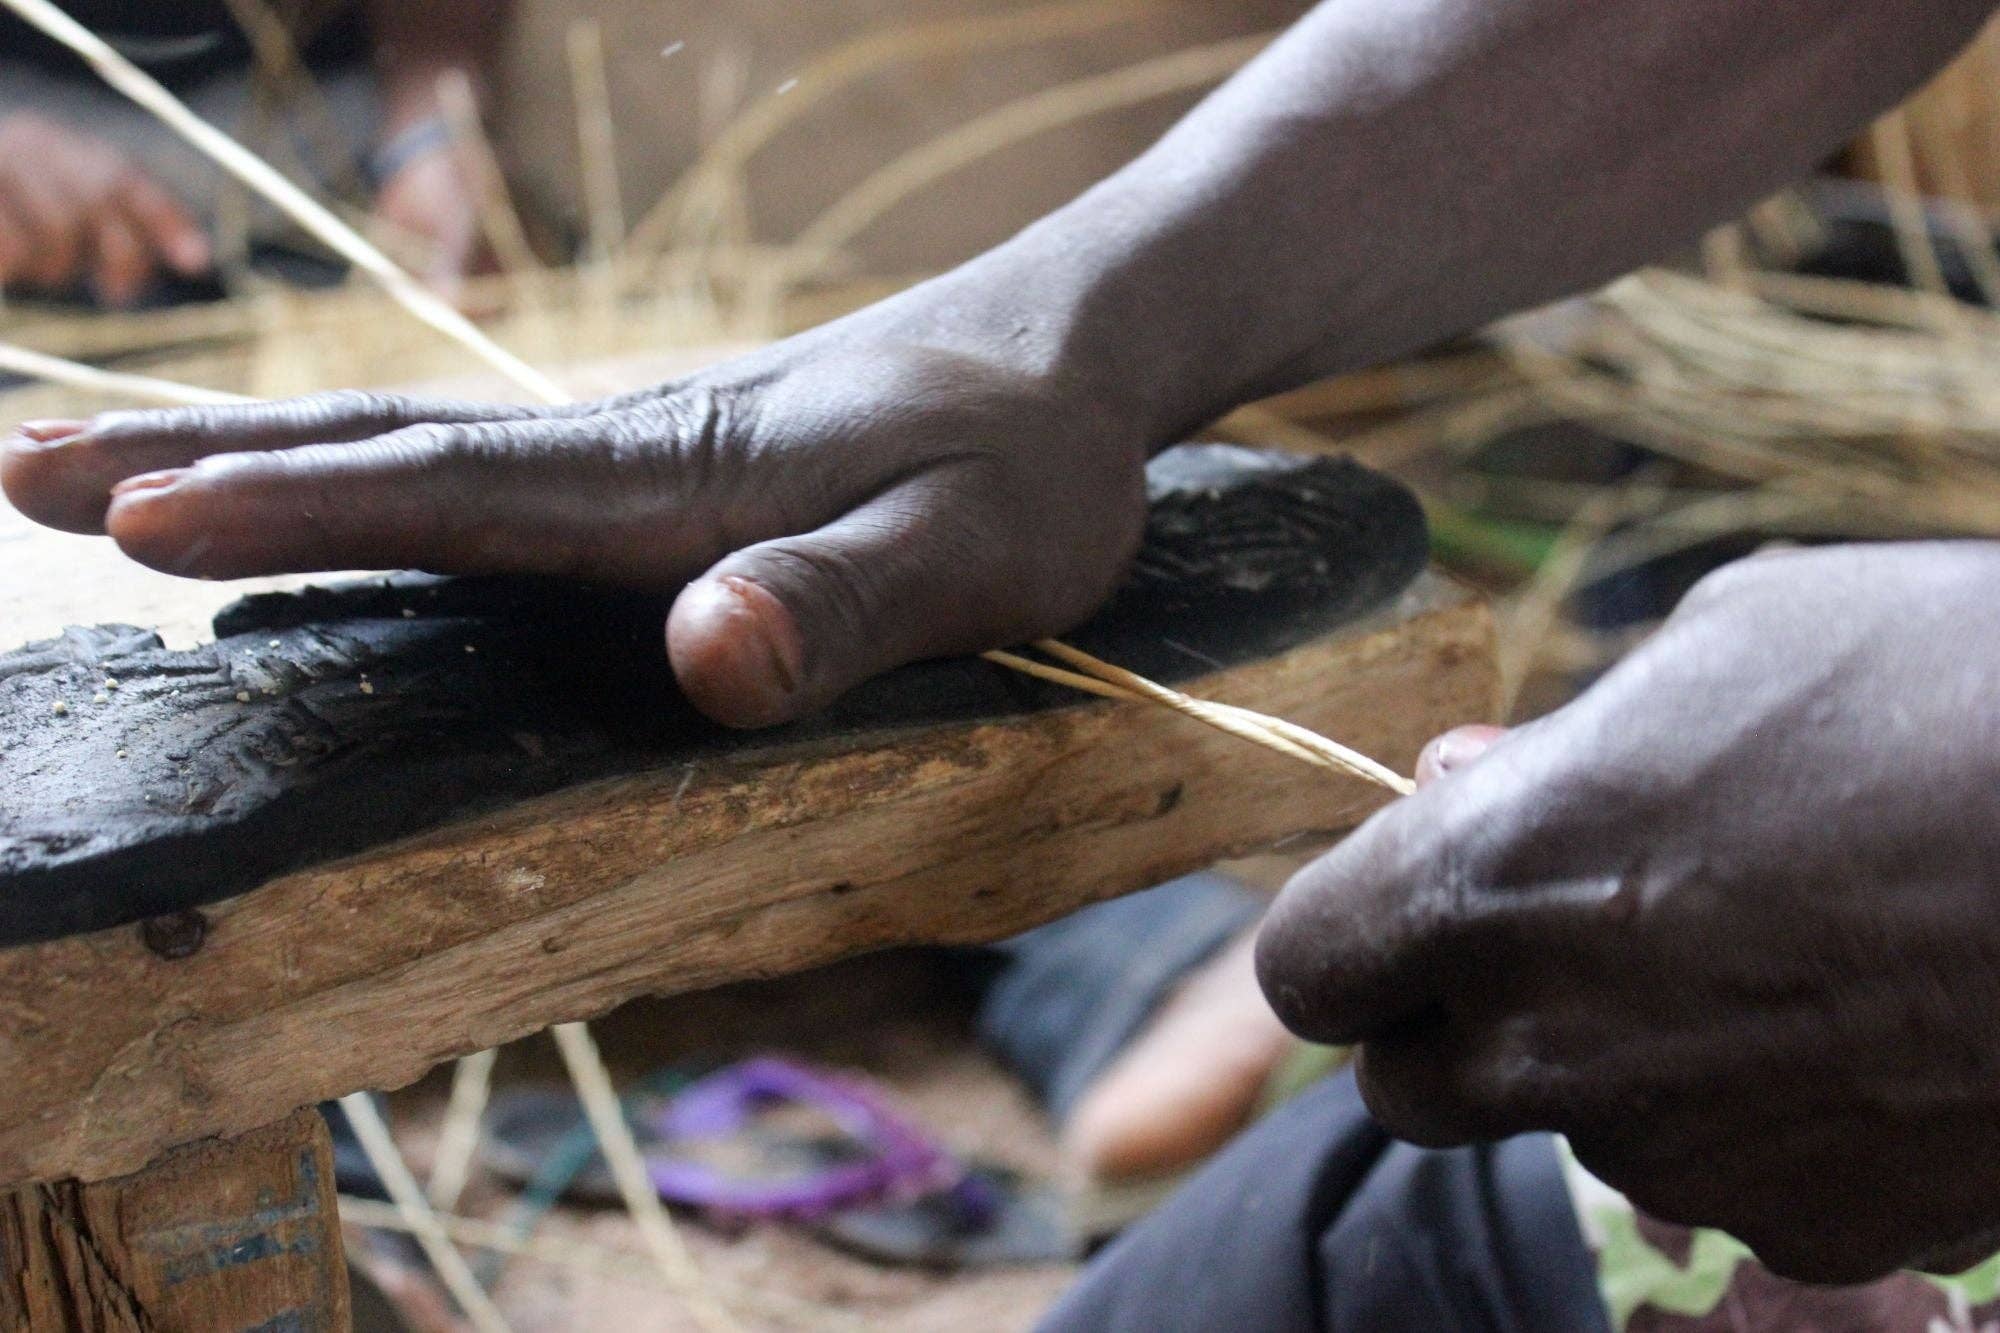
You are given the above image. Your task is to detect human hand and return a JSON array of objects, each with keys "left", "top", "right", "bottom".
[
  {"left": 0, "top": 321, "right": 1147, "bottom": 729},
  {"left": 1255, "top": 543, "right": 2000, "bottom": 1283},
  {"left": 0, "top": 112, "right": 211, "bottom": 306},
  {"left": 369, "top": 136, "right": 494, "bottom": 306}
]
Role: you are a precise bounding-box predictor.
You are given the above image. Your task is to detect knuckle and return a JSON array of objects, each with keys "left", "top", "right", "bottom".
[
  {"left": 1431, "top": 1037, "right": 1552, "bottom": 1141},
  {"left": 328, "top": 387, "right": 395, "bottom": 413},
  {"left": 91, "top": 405, "right": 209, "bottom": 442},
  {"left": 1249, "top": 893, "right": 1405, "bottom": 1050},
  {"left": 1455, "top": 1019, "right": 1555, "bottom": 1121},
  {"left": 1353, "top": 1043, "right": 1484, "bottom": 1147},
  {"left": 185, "top": 446, "right": 280, "bottom": 485},
  {"left": 1260, "top": 826, "right": 1472, "bottom": 1037},
  {"left": 757, "top": 540, "right": 880, "bottom": 639},
  {"left": 311, "top": 388, "right": 410, "bottom": 426},
  {"left": 629, "top": 388, "right": 763, "bottom": 508},
  {"left": 639, "top": 386, "right": 739, "bottom": 459},
  {"left": 404, "top": 421, "right": 489, "bottom": 468}
]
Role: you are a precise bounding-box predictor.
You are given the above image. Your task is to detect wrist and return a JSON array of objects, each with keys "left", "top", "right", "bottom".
[
  {"left": 910, "top": 149, "right": 1345, "bottom": 454},
  {"left": 365, "top": 114, "right": 452, "bottom": 192},
  {"left": 377, "top": 61, "right": 482, "bottom": 142}
]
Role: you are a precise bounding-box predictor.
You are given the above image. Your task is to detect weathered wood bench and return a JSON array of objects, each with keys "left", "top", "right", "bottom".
[{"left": 0, "top": 397, "right": 1494, "bottom": 1329}]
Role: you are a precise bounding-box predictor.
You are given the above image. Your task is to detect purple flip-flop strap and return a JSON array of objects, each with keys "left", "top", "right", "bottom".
[{"left": 639, "top": 1057, "right": 989, "bottom": 1224}]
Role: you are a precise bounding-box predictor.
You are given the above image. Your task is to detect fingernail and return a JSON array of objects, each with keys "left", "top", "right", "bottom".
[
  {"left": 111, "top": 469, "right": 188, "bottom": 498},
  {"left": 1417, "top": 725, "right": 1506, "bottom": 784},
  {"left": 14, "top": 419, "right": 86, "bottom": 444},
  {"left": 668, "top": 576, "right": 810, "bottom": 729},
  {"left": 720, "top": 576, "right": 802, "bottom": 697}
]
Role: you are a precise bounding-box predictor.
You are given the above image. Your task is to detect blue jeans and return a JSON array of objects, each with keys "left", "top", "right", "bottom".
[
  {"left": 1042, "top": 1069, "right": 1605, "bottom": 1333},
  {"left": 981, "top": 876, "right": 1603, "bottom": 1333}
]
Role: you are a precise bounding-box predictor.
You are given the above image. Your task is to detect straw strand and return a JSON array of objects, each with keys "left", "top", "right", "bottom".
[
  {"left": 983, "top": 641, "right": 1416, "bottom": 794},
  {"left": 0, "top": 340, "right": 249, "bottom": 407},
  {"left": 0, "top": 0, "right": 567, "bottom": 405},
  {"left": 551, "top": 1023, "right": 742, "bottom": 1333},
  {"left": 337, "top": 1093, "right": 512, "bottom": 1333},
  {"left": 426, "top": 1047, "right": 497, "bottom": 1213}
]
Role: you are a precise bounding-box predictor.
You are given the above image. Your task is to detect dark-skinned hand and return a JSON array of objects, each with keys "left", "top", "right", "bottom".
[
  {"left": 0, "top": 326, "right": 1147, "bottom": 729},
  {"left": 0, "top": 112, "right": 212, "bottom": 306},
  {"left": 1256, "top": 542, "right": 2000, "bottom": 1285},
  {"left": 8, "top": 0, "right": 1998, "bottom": 1287}
]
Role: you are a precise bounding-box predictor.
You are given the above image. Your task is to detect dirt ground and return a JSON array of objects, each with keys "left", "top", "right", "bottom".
[
  {"left": 353, "top": 952, "right": 1082, "bottom": 1332},
  {"left": 347, "top": 853, "right": 1316, "bottom": 1331}
]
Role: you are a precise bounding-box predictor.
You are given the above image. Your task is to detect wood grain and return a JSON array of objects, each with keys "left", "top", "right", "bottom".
[
  {"left": 0, "top": 1108, "right": 348, "bottom": 1330},
  {"left": 0, "top": 347, "right": 1491, "bottom": 1190},
  {"left": 0, "top": 573, "right": 1492, "bottom": 1185},
  {"left": 1, "top": 447, "right": 1430, "bottom": 945}
]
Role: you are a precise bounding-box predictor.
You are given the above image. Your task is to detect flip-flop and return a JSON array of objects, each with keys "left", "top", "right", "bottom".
[
  {"left": 480, "top": 1058, "right": 1073, "bottom": 1268},
  {"left": 483, "top": 1060, "right": 955, "bottom": 1218},
  {"left": 780, "top": 1140, "right": 1072, "bottom": 1269}
]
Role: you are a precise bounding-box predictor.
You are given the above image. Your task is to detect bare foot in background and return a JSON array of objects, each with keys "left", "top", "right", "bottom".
[
  {"left": 1061, "top": 725, "right": 1509, "bottom": 1185},
  {"left": 1060, "top": 929, "right": 1293, "bottom": 1184}
]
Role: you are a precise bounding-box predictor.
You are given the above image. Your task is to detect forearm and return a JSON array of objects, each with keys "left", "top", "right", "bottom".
[
  {"left": 909, "top": 0, "right": 1994, "bottom": 444},
  {"left": 365, "top": 0, "right": 508, "bottom": 135}
]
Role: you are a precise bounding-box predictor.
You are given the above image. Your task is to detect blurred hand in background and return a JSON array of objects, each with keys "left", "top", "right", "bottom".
[
  {"left": 0, "top": 110, "right": 212, "bottom": 307},
  {"left": 367, "top": 131, "right": 497, "bottom": 309}
]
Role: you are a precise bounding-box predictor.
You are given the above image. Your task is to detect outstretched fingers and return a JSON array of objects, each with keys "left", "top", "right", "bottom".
[
  {"left": 98, "top": 417, "right": 678, "bottom": 580},
  {"left": 2, "top": 392, "right": 554, "bottom": 534}
]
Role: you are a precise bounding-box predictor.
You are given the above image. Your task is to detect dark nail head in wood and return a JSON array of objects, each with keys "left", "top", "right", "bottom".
[{"left": 139, "top": 909, "right": 208, "bottom": 960}]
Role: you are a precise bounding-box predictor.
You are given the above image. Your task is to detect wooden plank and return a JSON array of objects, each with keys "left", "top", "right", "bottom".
[
  {"left": 1, "top": 446, "right": 1429, "bottom": 944},
  {"left": 0, "top": 1108, "right": 348, "bottom": 1331},
  {"left": 0, "top": 571, "right": 1491, "bottom": 1185}
]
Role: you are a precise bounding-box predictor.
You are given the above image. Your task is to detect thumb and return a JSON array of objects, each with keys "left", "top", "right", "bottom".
[
  {"left": 1254, "top": 724, "right": 1519, "bottom": 1044},
  {"left": 1254, "top": 799, "right": 1455, "bottom": 1045},
  {"left": 1415, "top": 724, "right": 1508, "bottom": 787},
  {"left": 666, "top": 473, "right": 1057, "bottom": 728}
]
